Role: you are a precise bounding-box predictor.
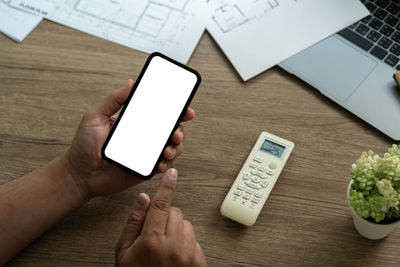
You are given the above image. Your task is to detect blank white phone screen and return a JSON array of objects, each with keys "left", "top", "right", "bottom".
[{"left": 104, "top": 56, "right": 198, "bottom": 176}]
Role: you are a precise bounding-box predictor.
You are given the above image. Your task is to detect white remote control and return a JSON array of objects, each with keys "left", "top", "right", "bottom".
[{"left": 220, "top": 131, "right": 294, "bottom": 226}]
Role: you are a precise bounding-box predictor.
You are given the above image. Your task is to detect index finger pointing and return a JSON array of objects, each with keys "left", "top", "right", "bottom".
[{"left": 142, "top": 168, "right": 178, "bottom": 236}]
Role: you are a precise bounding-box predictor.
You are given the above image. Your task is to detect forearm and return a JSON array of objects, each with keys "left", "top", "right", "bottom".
[{"left": 0, "top": 153, "right": 87, "bottom": 265}]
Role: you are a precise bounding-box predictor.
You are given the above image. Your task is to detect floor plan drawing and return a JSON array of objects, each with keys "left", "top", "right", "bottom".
[
  {"left": 73, "top": 0, "right": 190, "bottom": 38},
  {"left": 211, "top": 0, "right": 281, "bottom": 33},
  {"left": 8, "top": 0, "right": 365, "bottom": 82},
  {"left": 212, "top": 4, "right": 248, "bottom": 33},
  {"left": 10, "top": 0, "right": 205, "bottom": 63}
]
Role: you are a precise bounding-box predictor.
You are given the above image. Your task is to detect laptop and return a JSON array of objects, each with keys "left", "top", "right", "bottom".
[{"left": 280, "top": 0, "right": 400, "bottom": 140}]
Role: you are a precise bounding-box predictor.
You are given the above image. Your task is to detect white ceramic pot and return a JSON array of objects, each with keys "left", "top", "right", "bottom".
[{"left": 347, "top": 182, "right": 400, "bottom": 240}]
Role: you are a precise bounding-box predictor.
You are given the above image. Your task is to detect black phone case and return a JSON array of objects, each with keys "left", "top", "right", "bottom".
[{"left": 101, "top": 52, "right": 201, "bottom": 180}]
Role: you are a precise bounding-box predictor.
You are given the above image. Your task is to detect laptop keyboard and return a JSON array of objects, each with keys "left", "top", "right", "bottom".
[{"left": 337, "top": 0, "right": 400, "bottom": 70}]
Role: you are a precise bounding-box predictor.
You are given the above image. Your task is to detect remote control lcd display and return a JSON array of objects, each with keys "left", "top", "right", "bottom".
[{"left": 260, "top": 139, "right": 286, "bottom": 158}]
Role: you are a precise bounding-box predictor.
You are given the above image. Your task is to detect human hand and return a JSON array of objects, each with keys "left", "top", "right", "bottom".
[
  {"left": 394, "top": 71, "right": 400, "bottom": 88},
  {"left": 115, "top": 168, "right": 206, "bottom": 267},
  {"left": 64, "top": 80, "right": 195, "bottom": 200}
]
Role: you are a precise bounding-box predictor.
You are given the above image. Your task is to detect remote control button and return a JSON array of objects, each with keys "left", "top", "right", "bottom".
[
  {"left": 243, "top": 194, "right": 251, "bottom": 200},
  {"left": 251, "top": 170, "right": 267, "bottom": 178},
  {"left": 251, "top": 176, "right": 261, "bottom": 183},
  {"left": 234, "top": 190, "right": 242, "bottom": 196},
  {"left": 261, "top": 180, "right": 269, "bottom": 188},
  {"left": 253, "top": 156, "right": 263, "bottom": 163},
  {"left": 257, "top": 166, "right": 266, "bottom": 172},
  {"left": 266, "top": 169, "right": 275, "bottom": 176},
  {"left": 268, "top": 162, "right": 277, "bottom": 169},
  {"left": 245, "top": 181, "right": 262, "bottom": 189},
  {"left": 243, "top": 172, "right": 251, "bottom": 180},
  {"left": 251, "top": 198, "right": 260, "bottom": 204},
  {"left": 237, "top": 184, "right": 245, "bottom": 191},
  {"left": 255, "top": 192, "right": 263, "bottom": 198},
  {"left": 249, "top": 162, "right": 258, "bottom": 168},
  {"left": 245, "top": 188, "right": 254, "bottom": 194}
]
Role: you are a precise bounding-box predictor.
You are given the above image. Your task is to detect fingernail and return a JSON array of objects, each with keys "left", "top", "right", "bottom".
[
  {"left": 136, "top": 194, "right": 146, "bottom": 207},
  {"left": 167, "top": 168, "right": 177, "bottom": 180}
]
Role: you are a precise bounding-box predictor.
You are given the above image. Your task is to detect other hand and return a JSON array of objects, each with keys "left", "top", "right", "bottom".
[{"left": 115, "top": 168, "right": 206, "bottom": 267}]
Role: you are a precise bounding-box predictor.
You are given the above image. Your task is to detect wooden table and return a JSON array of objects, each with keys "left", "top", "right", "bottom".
[{"left": 1, "top": 20, "right": 399, "bottom": 266}]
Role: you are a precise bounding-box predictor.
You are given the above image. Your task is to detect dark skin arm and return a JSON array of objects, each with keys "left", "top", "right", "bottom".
[{"left": 0, "top": 80, "right": 196, "bottom": 265}]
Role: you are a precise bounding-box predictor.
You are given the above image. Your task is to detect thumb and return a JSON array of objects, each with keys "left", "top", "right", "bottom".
[
  {"left": 93, "top": 79, "right": 134, "bottom": 117},
  {"left": 116, "top": 193, "right": 151, "bottom": 253}
]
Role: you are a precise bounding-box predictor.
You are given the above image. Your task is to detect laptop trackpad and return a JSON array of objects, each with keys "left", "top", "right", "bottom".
[{"left": 282, "top": 36, "right": 377, "bottom": 102}]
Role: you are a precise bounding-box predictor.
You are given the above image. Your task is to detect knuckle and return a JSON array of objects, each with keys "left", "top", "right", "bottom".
[
  {"left": 152, "top": 197, "right": 171, "bottom": 212},
  {"left": 170, "top": 207, "right": 182, "bottom": 216},
  {"left": 162, "top": 178, "right": 176, "bottom": 191},
  {"left": 86, "top": 112, "right": 103, "bottom": 126},
  {"left": 126, "top": 212, "right": 143, "bottom": 226},
  {"left": 181, "top": 253, "right": 196, "bottom": 266},
  {"left": 141, "top": 237, "right": 159, "bottom": 254},
  {"left": 169, "top": 207, "right": 183, "bottom": 220},
  {"left": 169, "top": 248, "right": 195, "bottom": 266}
]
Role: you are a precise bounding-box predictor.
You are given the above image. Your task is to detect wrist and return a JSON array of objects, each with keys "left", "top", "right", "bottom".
[{"left": 60, "top": 151, "right": 92, "bottom": 204}]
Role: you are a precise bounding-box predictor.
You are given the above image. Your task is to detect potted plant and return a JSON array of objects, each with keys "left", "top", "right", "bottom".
[{"left": 347, "top": 144, "right": 400, "bottom": 240}]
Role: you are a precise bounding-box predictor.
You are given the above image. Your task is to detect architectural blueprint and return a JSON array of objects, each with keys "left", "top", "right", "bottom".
[
  {"left": 0, "top": 0, "right": 42, "bottom": 42},
  {"left": 206, "top": 0, "right": 370, "bottom": 81},
  {"left": 10, "top": 0, "right": 206, "bottom": 63},
  {"left": 8, "top": 0, "right": 370, "bottom": 81}
]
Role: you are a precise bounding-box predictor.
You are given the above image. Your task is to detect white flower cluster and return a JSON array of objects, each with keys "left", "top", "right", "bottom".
[{"left": 349, "top": 145, "right": 400, "bottom": 223}]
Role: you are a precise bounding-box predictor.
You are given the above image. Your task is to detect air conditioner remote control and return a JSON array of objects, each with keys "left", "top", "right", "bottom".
[{"left": 220, "top": 131, "right": 294, "bottom": 226}]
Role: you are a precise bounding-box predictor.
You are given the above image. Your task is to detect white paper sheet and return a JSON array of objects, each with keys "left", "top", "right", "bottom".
[
  {"left": 0, "top": 0, "right": 42, "bottom": 42},
  {"left": 10, "top": 0, "right": 206, "bottom": 63},
  {"left": 206, "top": 0, "right": 370, "bottom": 81}
]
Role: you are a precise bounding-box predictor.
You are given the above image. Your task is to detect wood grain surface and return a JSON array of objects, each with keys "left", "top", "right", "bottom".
[{"left": 1, "top": 20, "right": 399, "bottom": 267}]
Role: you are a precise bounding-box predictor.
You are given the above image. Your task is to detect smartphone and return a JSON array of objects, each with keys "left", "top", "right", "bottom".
[{"left": 101, "top": 52, "right": 201, "bottom": 179}]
